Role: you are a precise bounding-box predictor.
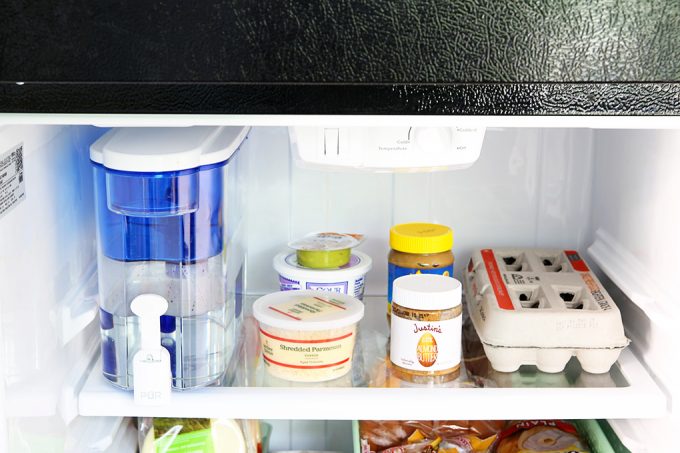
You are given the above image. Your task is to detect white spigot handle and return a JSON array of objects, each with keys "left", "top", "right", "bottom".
[
  {"left": 130, "top": 294, "right": 168, "bottom": 353},
  {"left": 131, "top": 294, "right": 172, "bottom": 405}
]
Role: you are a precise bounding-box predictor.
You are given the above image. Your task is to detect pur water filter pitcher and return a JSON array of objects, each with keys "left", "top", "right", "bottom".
[{"left": 91, "top": 127, "right": 248, "bottom": 390}]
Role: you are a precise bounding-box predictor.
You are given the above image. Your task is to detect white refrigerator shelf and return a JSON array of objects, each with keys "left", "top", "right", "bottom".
[
  {"left": 77, "top": 348, "right": 666, "bottom": 420},
  {"left": 78, "top": 297, "right": 668, "bottom": 420}
]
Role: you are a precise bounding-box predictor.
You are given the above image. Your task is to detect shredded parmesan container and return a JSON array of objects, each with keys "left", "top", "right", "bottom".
[{"left": 253, "top": 290, "right": 364, "bottom": 382}]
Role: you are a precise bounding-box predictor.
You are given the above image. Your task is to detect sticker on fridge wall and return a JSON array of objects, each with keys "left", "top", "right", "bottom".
[{"left": 0, "top": 143, "right": 25, "bottom": 219}]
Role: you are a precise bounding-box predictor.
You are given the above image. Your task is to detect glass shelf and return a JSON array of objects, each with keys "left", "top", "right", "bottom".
[{"left": 78, "top": 297, "right": 666, "bottom": 420}]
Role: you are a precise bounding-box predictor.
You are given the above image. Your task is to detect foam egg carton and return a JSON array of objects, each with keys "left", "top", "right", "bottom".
[{"left": 464, "top": 248, "right": 630, "bottom": 374}]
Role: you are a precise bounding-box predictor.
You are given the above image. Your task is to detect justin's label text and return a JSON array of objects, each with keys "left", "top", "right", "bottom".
[{"left": 413, "top": 323, "right": 443, "bottom": 334}]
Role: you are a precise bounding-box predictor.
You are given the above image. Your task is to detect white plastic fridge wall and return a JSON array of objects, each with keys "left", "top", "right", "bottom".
[
  {"left": 0, "top": 125, "right": 138, "bottom": 452},
  {"left": 243, "top": 126, "right": 595, "bottom": 296},
  {"left": 583, "top": 129, "right": 679, "bottom": 453}
]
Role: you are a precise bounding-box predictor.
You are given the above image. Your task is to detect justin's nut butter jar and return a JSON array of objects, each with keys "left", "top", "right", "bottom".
[
  {"left": 387, "top": 223, "right": 454, "bottom": 319},
  {"left": 389, "top": 274, "right": 462, "bottom": 384}
]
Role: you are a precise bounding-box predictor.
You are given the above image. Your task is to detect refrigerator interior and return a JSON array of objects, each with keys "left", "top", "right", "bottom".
[{"left": 0, "top": 123, "right": 677, "bottom": 452}]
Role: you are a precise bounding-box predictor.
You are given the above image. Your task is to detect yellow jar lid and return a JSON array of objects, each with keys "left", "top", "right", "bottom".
[{"left": 390, "top": 223, "right": 453, "bottom": 254}]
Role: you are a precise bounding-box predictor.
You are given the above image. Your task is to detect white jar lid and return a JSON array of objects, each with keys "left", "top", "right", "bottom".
[
  {"left": 253, "top": 290, "right": 364, "bottom": 331},
  {"left": 273, "top": 250, "right": 372, "bottom": 280},
  {"left": 393, "top": 274, "right": 461, "bottom": 310}
]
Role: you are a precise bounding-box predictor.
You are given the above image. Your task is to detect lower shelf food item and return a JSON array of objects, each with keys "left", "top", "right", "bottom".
[
  {"left": 359, "top": 420, "right": 594, "bottom": 453},
  {"left": 493, "top": 420, "right": 589, "bottom": 453},
  {"left": 358, "top": 420, "right": 506, "bottom": 453},
  {"left": 390, "top": 274, "right": 463, "bottom": 384},
  {"left": 274, "top": 250, "right": 372, "bottom": 300},
  {"left": 253, "top": 290, "right": 364, "bottom": 382},
  {"left": 464, "top": 248, "right": 630, "bottom": 374},
  {"left": 138, "top": 418, "right": 247, "bottom": 453}
]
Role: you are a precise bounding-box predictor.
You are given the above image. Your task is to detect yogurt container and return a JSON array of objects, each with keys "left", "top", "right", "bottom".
[
  {"left": 273, "top": 251, "right": 372, "bottom": 300},
  {"left": 253, "top": 290, "right": 364, "bottom": 382}
]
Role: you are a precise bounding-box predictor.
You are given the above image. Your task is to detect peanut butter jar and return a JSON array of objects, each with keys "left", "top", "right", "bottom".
[
  {"left": 389, "top": 274, "right": 462, "bottom": 384},
  {"left": 388, "top": 223, "right": 454, "bottom": 320}
]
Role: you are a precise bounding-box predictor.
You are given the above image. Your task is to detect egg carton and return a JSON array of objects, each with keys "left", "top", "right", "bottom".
[{"left": 463, "top": 248, "right": 630, "bottom": 374}]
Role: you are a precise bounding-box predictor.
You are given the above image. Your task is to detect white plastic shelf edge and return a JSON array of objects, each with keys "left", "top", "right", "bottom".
[{"left": 78, "top": 348, "right": 666, "bottom": 420}]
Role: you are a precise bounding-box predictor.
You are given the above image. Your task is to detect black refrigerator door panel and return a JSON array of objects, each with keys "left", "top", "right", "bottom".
[{"left": 1, "top": 0, "right": 679, "bottom": 114}]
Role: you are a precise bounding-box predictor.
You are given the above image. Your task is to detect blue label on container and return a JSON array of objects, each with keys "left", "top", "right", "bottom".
[
  {"left": 305, "top": 281, "right": 349, "bottom": 293},
  {"left": 353, "top": 276, "right": 365, "bottom": 299},
  {"left": 388, "top": 263, "right": 454, "bottom": 310},
  {"left": 279, "top": 275, "right": 301, "bottom": 291}
]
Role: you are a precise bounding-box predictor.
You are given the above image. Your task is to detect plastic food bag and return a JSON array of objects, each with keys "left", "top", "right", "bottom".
[
  {"left": 138, "top": 418, "right": 254, "bottom": 453},
  {"left": 360, "top": 420, "right": 591, "bottom": 453},
  {"left": 491, "top": 420, "right": 589, "bottom": 453},
  {"left": 359, "top": 420, "right": 506, "bottom": 453}
]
